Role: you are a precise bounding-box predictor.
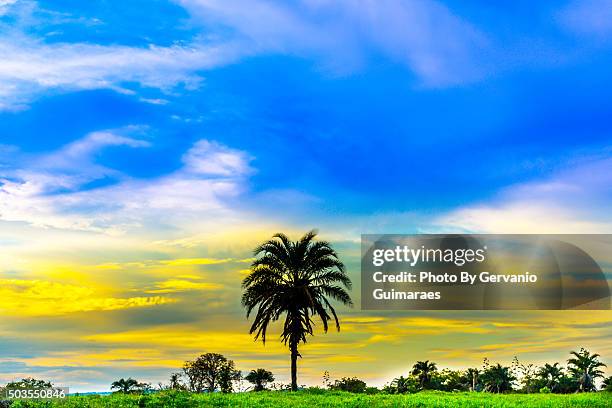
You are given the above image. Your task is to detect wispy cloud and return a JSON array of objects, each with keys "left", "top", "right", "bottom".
[
  {"left": 0, "top": 36, "right": 242, "bottom": 110},
  {"left": 176, "top": 0, "right": 490, "bottom": 86},
  {"left": 0, "top": 0, "right": 245, "bottom": 110}
]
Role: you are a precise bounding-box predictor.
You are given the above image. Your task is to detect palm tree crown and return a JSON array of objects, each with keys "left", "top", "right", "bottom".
[
  {"left": 411, "top": 360, "right": 437, "bottom": 389},
  {"left": 110, "top": 378, "right": 140, "bottom": 393},
  {"left": 242, "top": 231, "right": 353, "bottom": 391},
  {"left": 567, "top": 348, "right": 606, "bottom": 392},
  {"left": 538, "top": 362, "right": 563, "bottom": 392}
]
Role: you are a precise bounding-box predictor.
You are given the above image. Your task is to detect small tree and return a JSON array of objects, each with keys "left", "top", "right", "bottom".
[
  {"left": 245, "top": 369, "right": 275, "bottom": 391},
  {"left": 512, "top": 357, "right": 540, "bottom": 393},
  {"left": 329, "top": 377, "right": 367, "bottom": 393},
  {"left": 183, "top": 353, "right": 240, "bottom": 393},
  {"left": 168, "top": 373, "right": 185, "bottom": 390},
  {"left": 110, "top": 378, "right": 148, "bottom": 393},
  {"left": 219, "top": 367, "right": 241, "bottom": 393}
]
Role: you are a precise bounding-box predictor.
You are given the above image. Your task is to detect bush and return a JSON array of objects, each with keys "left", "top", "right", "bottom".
[{"left": 329, "top": 377, "right": 367, "bottom": 393}]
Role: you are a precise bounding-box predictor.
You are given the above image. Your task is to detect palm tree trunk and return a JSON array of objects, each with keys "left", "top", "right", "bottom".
[{"left": 290, "top": 343, "right": 298, "bottom": 391}]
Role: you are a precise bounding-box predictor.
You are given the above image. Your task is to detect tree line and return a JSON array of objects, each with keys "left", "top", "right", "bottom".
[
  {"left": 378, "top": 347, "right": 608, "bottom": 394},
  {"left": 1, "top": 346, "right": 609, "bottom": 397},
  {"left": 100, "top": 346, "right": 609, "bottom": 395}
]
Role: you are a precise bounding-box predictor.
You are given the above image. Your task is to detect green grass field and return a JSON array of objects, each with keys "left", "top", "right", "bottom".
[{"left": 7, "top": 390, "right": 611, "bottom": 408}]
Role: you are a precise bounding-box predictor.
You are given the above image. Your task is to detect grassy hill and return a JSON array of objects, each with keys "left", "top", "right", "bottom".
[{"left": 7, "top": 390, "right": 611, "bottom": 407}]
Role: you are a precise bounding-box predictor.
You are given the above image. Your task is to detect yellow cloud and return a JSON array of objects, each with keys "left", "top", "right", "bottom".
[
  {"left": 145, "top": 278, "right": 223, "bottom": 294},
  {"left": 91, "top": 257, "right": 236, "bottom": 270},
  {"left": 0, "top": 279, "right": 175, "bottom": 316},
  {"left": 83, "top": 327, "right": 288, "bottom": 356},
  {"left": 158, "top": 258, "right": 234, "bottom": 266}
]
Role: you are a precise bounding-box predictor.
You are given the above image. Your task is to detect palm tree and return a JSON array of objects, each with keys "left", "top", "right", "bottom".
[
  {"left": 411, "top": 360, "right": 437, "bottom": 389},
  {"left": 481, "top": 364, "right": 515, "bottom": 393},
  {"left": 110, "top": 378, "right": 140, "bottom": 393},
  {"left": 242, "top": 231, "right": 353, "bottom": 391},
  {"left": 245, "top": 368, "right": 275, "bottom": 391},
  {"left": 538, "top": 363, "right": 563, "bottom": 392},
  {"left": 390, "top": 376, "right": 414, "bottom": 394},
  {"left": 567, "top": 348, "right": 606, "bottom": 392}
]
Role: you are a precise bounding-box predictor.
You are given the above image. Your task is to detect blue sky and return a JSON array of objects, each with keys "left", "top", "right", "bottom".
[
  {"left": 1, "top": 0, "right": 611, "bottom": 236},
  {"left": 0, "top": 0, "right": 611, "bottom": 391}
]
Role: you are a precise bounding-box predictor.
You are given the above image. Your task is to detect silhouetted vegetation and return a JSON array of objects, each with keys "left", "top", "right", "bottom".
[
  {"left": 245, "top": 369, "right": 275, "bottom": 391},
  {"left": 182, "top": 353, "right": 240, "bottom": 393},
  {"left": 379, "top": 349, "right": 608, "bottom": 395},
  {"left": 603, "top": 376, "right": 612, "bottom": 392},
  {"left": 4, "top": 378, "right": 52, "bottom": 390},
  {"left": 567, "top": 348, "right": 607, "bottom": 392},
  {"left": 329, "top": 377, "right": 366, "bottom": 393},
  {"left": 0, "top": 347, "right": 609, "bottom": 408},
  {"left": 411, "top": 360, "right": 437, "bottom": 390},
  {"left": 110, "top": 378, "right": 150, "bottom": 393},
  {"left": 242, "top": 231, "right": 353, "bottom": 391}
]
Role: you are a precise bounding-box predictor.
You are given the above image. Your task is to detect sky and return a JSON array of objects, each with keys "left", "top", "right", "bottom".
[{"left": 0, "top": 0, "right": 611, "bottom": 392}]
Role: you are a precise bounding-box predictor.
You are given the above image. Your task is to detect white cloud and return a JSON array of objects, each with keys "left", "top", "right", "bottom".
[
  {"left": 0, "top": 133, "right": 253, "bottom": 235},
  {"left": 0, "top": 0, "right": 493, "bottom": 109},
  {"left": 435, "top": 156, "right": 612, "bottom": 233},
  {"left": 0, "top": 32, "right": 243, "bottom": 110},
  {"left": 175, "top": 0, "right": 490, "bottom": 86},
  {"left": 182, "top": 140, "right": 253, "bottom": 176},
  {"left": 0, "top": 0, "right": 17, "bottom": 15}
]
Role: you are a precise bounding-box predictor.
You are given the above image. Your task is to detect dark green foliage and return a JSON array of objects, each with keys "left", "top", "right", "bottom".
[
  {"left": 245, "top": 369, "right": 275, "bottom": 391},
  {"left": 481, "top": 363, "right": 516, "bottom": 393},
  {"left": 110, "top": 378, "right": 149, "bottom": 394},
  {"left": 556, "top": 374, "right": 579, "bottom": 394},
  {"left": 465, "top": 368, "right": 481, "bottom": 391},
  {"left": 242, "top": 231, "right": 353, "bottom": 391},
  {"left": 603, "top": 376, "right": 612, "bottom": 392},
  {"left": 385, "top": 376, "right": 418, "bottom": 394},
  {"left": 432, "top": 369, "right": 470, "bottom": 392},
  {"left": 168, "top": 373, "right": 185, "bottom": 391},
  {"left": 567, "top": 348, "right": 607, "bottom": 392},
  {"left": 537, "top": 363, "right": 564, "bottom": 393},
  {"left": 411, "top": 360, "right": 437, "bottom": 390},
  {"left": 329, "top": 377, "right": 366, "bottom": 393},
  {"left": 5, "top": 378, "right": 52, "bottom": 389},
  {"left": 182, "top": 353, "right": 239, "bottom": 393}
]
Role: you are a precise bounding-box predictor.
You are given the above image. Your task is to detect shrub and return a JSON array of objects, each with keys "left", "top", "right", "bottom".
[{"left": 329, "top": 377, "right": 367, "bottom": 393}]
